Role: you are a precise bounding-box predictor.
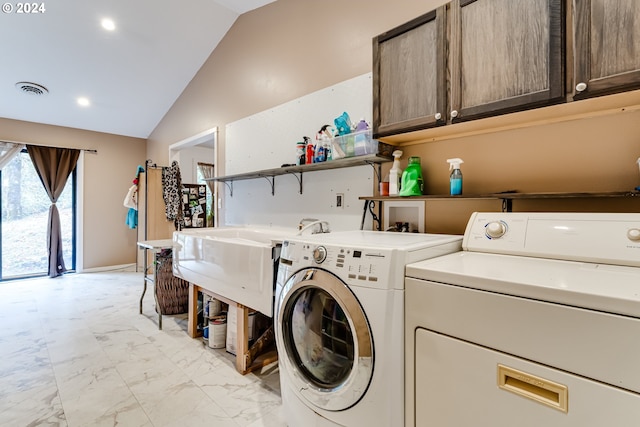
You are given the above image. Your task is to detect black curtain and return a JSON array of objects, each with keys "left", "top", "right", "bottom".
[{"left": 27, "top": 145, "right": 80, "bottom": 278}]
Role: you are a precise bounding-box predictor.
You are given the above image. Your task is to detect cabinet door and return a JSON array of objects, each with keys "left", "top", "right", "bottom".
[
  {"left": 449, "top": 0, "right": 565, "bottom": 123},
  {"left": 573, "top": 0, "right": 640, "bottom": 99},
  {"left": 372, "top": 7, "right": 447, "bottom": 138}
]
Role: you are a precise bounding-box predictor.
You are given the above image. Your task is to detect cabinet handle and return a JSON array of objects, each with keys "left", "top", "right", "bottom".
[
  {"left": 450, "top": 110, "right": 458, "bottom": 118},
  {"left": 575, "top": 82, "right": 587, "bottom": 92},
  {"left": 497, "top": 365, "right": 568, "bottom": 412},
  {"left": 434, "top": 112, "right": 442, "bottom": 121}
]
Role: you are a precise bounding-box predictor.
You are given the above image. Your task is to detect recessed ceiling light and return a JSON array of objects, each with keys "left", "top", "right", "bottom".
[
  {"left": 101, "top": 18, "right": 116, "bottom": 31},
  {"left": 77, "top": 97, "right": 90, "bottom": 107}
]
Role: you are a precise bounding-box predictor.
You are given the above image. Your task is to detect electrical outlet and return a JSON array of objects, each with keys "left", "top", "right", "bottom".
[{"left": 336, "top": 193, "right": 344, "bottom": 208}]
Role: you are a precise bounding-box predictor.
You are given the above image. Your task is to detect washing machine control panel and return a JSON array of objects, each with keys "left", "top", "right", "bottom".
[
  {"left": 283, "top": 241, "right": 395, "bottom": 289},
  {"left": 330, "top": 246, "right": 392, "bottom": 288}
]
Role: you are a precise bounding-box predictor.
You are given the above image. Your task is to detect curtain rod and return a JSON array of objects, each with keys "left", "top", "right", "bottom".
[{"left": 2, "top": 140, "right": 97, "bottom": 154}]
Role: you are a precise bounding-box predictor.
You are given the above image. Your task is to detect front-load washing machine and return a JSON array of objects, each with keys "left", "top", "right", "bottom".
[{"left": 275, "top": 231, "right": 462, "bottom": 427}]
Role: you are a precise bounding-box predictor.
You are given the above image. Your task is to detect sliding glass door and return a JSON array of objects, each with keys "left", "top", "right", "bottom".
[{"left": 0, "top": 149, "right": 76, "bottom": 279}]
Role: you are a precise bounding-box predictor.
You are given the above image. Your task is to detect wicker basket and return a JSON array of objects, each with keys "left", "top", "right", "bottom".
[{"left": 155, "top": 254, "right": 190, "bottom": 315}]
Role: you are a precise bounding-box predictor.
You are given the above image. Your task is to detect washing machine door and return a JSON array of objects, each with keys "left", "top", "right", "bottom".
[{"left": 276, "top": 267, "right": 374, "bottom": 411}]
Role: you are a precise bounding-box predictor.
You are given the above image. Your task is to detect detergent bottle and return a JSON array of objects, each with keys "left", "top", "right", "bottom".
[
  {"left": 388, "top": 150, "right": 403, "bottom": 196},
  {"left": 447, "top": 158, "right": 464, "bottom": 195},
  {"left": 304, "top": 136, "right": 314, "bottom": 164},
  {"left": 399, "top": 156, "right": 424, "bottom": 196}
]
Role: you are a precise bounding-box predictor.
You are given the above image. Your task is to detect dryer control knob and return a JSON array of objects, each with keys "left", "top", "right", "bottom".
[
  {"left": 627, "top": 228, "right": 640, "bottom": 241},
  {"left": 313, "top": 246, "right": 327, "bottom": 264},
  {"left": 485, "top": 221, "right": 507, "bottom": 239}
]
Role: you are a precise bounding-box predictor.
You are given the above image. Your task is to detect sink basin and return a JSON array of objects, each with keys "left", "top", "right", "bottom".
[{"left": 172, "top": 226, "right": 297, "bottom": 315}]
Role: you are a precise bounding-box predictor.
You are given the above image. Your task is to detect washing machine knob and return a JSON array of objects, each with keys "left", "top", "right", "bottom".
[
  {"left": 313, "top": 246, "right": 327, "bottom": 264},
  {"left": 485, "top": 221, "right": 507, "bottom": 239},
  {"left": 627, "top": 228, "right": 640, "bottom": 241}
]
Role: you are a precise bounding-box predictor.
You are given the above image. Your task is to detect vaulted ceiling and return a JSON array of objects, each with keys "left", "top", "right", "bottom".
[{"left": 0, "top": 0, "right": 276, "bottom": 138}]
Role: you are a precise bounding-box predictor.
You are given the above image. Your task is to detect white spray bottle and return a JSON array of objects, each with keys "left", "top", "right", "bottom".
[
  {"left": 389, "top": 150, "right": 403, "bottom": 196},
  {"left": 446, "top": 158, "right": 464, "bottom": 195}
]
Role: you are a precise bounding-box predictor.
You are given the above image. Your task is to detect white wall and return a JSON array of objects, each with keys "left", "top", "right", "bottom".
[
  {"left": 223, "top": 166, "right": 374, "bottom": 231},
  {"left": 171, "top": 145, "right": 215, "bottom": 184},
  {"left": 222, "top": 73, "right": 375, "bottom": 231}
]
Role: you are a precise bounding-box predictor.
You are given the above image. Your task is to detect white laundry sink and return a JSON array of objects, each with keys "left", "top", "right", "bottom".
[{"left": 172, "top": 226, "right": 297, "bottom": 315}]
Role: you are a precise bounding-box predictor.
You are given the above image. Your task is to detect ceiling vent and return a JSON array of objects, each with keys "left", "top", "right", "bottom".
[{"left": 15, "top": 81, "right": 49, "bottom": 96}]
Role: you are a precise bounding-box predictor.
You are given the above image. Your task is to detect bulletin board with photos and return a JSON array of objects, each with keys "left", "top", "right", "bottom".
[{"left": 182, "top": 184, "right": 207, "bottom": 228}]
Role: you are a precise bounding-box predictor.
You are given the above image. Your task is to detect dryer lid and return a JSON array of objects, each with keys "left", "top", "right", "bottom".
[{"left": 406, "top": 251, "right": 640, "bottom": 319}]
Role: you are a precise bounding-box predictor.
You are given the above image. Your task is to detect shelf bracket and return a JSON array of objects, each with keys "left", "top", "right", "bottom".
[
  {"left": 365, "top": 161, "right": 383, "bottom": 185},
  {"left": 361, "top": 200, "right": 381, "bottom": 231},
  {"left": 261, "top": 176, "right": 275, "bottom": 196},
  {"left": 285, "top": 171, "right": 303, "bottom": 194},
  {"left": 223, "top": 181, "right": 233, "bottom": 197}
]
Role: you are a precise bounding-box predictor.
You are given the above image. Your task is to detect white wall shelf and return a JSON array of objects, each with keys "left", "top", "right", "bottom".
[{"left": 206, "top": 153, "right": 392, "bottom": 196}]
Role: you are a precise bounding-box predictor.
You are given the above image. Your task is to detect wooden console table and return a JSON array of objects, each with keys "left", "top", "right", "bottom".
[{"left": 188, "top": 283, "right": 278, "bottom": 375}]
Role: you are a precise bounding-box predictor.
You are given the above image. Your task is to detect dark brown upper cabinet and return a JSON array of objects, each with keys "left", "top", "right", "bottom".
[
  {"left": 449, "top": 0, "right": 565, "bottom": 123},
  {"left": 372, "top": 7, "right": 447, "bottom": 138},
  {"left": 573, "top": 0, "right": 640, "bottom": 100}
]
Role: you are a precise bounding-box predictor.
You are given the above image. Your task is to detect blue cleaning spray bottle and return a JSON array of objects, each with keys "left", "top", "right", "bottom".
[{"left": 447, "top": 158, "right": 464, "bottom": 195}]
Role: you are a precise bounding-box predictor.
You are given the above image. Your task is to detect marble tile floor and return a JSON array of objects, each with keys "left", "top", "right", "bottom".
[{"left": 0, "top": 270, "right": 286, "bottom": 427}]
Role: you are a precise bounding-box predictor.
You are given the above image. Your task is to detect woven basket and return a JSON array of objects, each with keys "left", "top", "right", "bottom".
[{"left": 155, "top": 254, "right": 190, "bottom": 315}]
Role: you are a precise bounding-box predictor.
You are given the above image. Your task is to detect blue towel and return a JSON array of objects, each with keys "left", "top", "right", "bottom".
[
  {"left": 126, "top": 207, "right": 137, "bottom": 229},
  {"left": 125, "top": 165, "right": 145, "bottom": 229}
]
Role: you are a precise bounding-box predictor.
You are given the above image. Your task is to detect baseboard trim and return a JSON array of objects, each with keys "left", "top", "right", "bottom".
[{"left": 79, "top": 263, "right": 137, "bottom": 273}]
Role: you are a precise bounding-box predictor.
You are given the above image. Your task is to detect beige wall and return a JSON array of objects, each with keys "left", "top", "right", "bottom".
[
  {"left": 396, "top": 102, "right": 640, "bottom": 234},
  {"left": 0, "top": 117, "right": 146, "bottom": 269},
  {"left": 149, "top": 0, "right": 640, "bottom": 235},
  {"left": 147, "top": 0, "right": 444, "bottom": 166}
]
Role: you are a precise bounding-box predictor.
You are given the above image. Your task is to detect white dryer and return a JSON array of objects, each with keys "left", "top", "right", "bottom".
[
  {"left": 405, "top": 212, "right": 640, "bottom": 426},
  {"left": 275, "top": 231, "right": 462, "bottom": 427}
]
